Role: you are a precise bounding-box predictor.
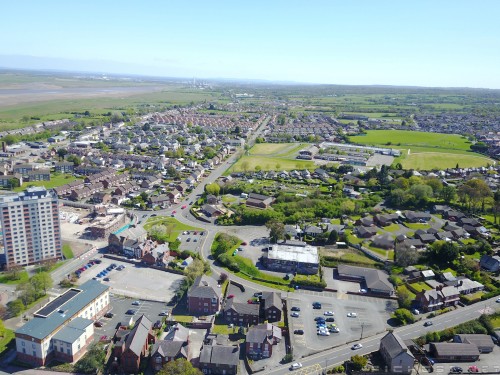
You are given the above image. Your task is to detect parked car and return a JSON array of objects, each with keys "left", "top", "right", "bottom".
[
  {"left": 496, "top": 297, "right": 500, "bottom": 303},
  {"left": 227, "top": 294, "right": 235, "bottom": 299},
  {"left": 294, "top": 329, "right": 304, "bottom": 335},
  {"left": 314, "top": 316, "right": 325, "bottom": 321},
  {"left": 153, "top": 320, "right": 162, "bottom": 329},
  {"left": 347, "top": 312, "right": 358, "bottom": 317},
  {"left": 126, "top": 309, "right": 137, "bottom": 315},
  {"left": 291, "top": 307, "right": 301, "bottom": 312},
  {"left": 352, "top": 343, "right": 363, "bottom": 350},
  {"left": 159, "top": 311, "right": 169, "bottom": 316},
  {"left": 312, "top": 302, "right": 321, "bottom": 309},
  {"left": 254, "top": 292, "right": 263, "bottom": 298},
  {"left": 450, "top": 367, "right": 463, "bottom": 373},
  {"left": 325, "top": 317, "right": 335, "bottom": 322},
  {"left": 94, "top": 321, "right": 103, "bottom": 327},
  {"left": 424, "top": 321, "right": 433, "bottom": 326},
  {"left": 329, "top": 327, "right": 340, "bottom": 333},
  {"left": 290, "top": 363, "right": 303, "bottom": 370},
  {"left": 359, "top": 289, "right": 367, "bottom": 293},
  {"left": 468, "top": 366, "right": 479, "bottom": 373},
  {"left": 324, "top": 311, "right": 334, "bottom": 316},
  {"left": 104, "top": 312, "right": 114, "bottom": 318},
  {"left": 132, "top": 301, "right": 141, "bottom": 306},
  {"left": 291, "top": 312, "right": 300, "bottom": 317},
  {"left": 103, "top": 277, "right": 110, "bottom": 281}
]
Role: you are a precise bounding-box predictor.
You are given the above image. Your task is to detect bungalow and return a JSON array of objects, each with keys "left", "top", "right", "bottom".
[
  {"left": 337, "top": 264, "right": 394, "bottom": 296},
  {"left": 479, "top": 254, "right": 500, "bottom": 272},
  {"left": 245, "top": 323, "right": 282, "bottom": 359},
  {"left": 453, "top": 334, "right": 494, "bottom": 353},
  {"left": 224, "top": 300, "right": 260, "bottom": 326},
  {"left": 372, "top": 235, "right": 394, "bottom": 250},
  {"left": 356, "top": 226, "right": 378, "bottom": 238},
  {"left": 405, "top": 211, "right": 431, "bottom": 223},
  {"left": 356, "top": 216, "right": 374, "bottom": 227},
  {"left": 149, "top": 195, "right": 170, "bottom": 209},
  {"left": 429, "top": 342, "right": 480, "bottom": 362},
  {"left": 202, "top": 204, "right": 223, "bottom": 218},
  {"left": 415, "top": 232, "right": 436, "bottom": 244},
  {"left": 303, "top": 225, "right": 323, "bottom": 237},
  {"left": 375, "top": 213, "right": 399, "bottom": 227},
  {"left": 246, "top": 192, "right": 275, "bottom": 209}
]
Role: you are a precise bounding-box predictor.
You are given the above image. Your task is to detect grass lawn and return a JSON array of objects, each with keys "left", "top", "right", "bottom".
[
  {"left": 345, "top": 230, "right": 364, "bottom": 245},
  {"left": 249, "top": 143, "right": 300, "bottom": 155},
  {"left": 0, "top": 328, "right": 15, "bottom": 357},
  {"left": 461, "top": 291, "right": 484, "bottom": 303},
  {"left": 13, "top": 174, "right": 77, "bottom": 192},
  {"left": 321, "top": 247, "right": 380, "bottom": 266},
  {"left": 411, "top": 282, "right": 433, "bottom": 292},
  {"left": 441, "top": 268, "right": 457, "bottom": 276},
  {"left": 368, "top": 246, "right": 395, "bottom": 261},
  {"left": 171, "top": 315, "right": 193, "bottom": 323},
  {"left": 143, "top": 216, "right": 201, "bottom": 242},
  {"left": 222, "top": 195, "right": 237, "bottom": 203},
  {"left": 397, "top": 285, "right": 416, "bottom": 300},
  {"left": 351, "top": 130, "right": 493, "bottom": 169},
  {"left": 490, "top": 315, "right": 500, "bottom": 329},
  {"left": 405, "top": 222, "right": 431, "bottom": 230},
  {"left": 229, "top": 155, "right": 314, "bottom": 173},
  {"left": 383, "top": 223, "right": 400, "bottom": 233},
  {"left": 294, "top": 273, "right": 321, "bottom": 283},
  {"left": 464, "top": 251, "right": 481, "bottom": 260},
  {"left": 0, "top": 270, "right": 29, "bottom": 284},
  {"left": 62, "top": 243, "right": 74, "bottom": 259}
]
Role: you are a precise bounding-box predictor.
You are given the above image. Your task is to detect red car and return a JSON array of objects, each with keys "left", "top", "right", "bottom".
[
  {"left": 172, "top": 210, "right": 176, "bottom": 214},
  {"left": 227, "top": 294, "right": 235, "bottom": 299},
  {"left": 181, "top": 205, "right": 187, "bottom": 209},
  {"left": 241, "top": 242, "right": 247, "bottom": 246},
  {"left": 247, "top": 298, "right": 259, "bottom": 304}
]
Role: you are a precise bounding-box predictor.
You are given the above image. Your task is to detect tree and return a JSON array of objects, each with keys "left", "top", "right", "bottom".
[
  {"left": 66, "top": 154, "right": 81, "bottom": 166},
  {"left": 394, "top": 308, "right": 415, "bottom": 325},
  {"left": 340, "top": 200, "right": 355, "bottom": 214},
  {"left": 266, "top": 219, "right": 285, "bottom": 243},
  {"left": 57, "top": 148, "right": 68, "bottom": 159},
  {"left": 31, "top": 272, "right": 53, "bottom": 296},
  {"left": 184, "top": 259, "right": 205, "bottom": 284},
  {"left": 7, "top": 178, "right": 20, "bottom": 189},
  {"left": 16, "top": 282, "right": 36, "bottom": 307},
  {"left": 74, "top": 343, "right": 106, "bottom": 374},
  {"left": 7, "top": 299, "right": 24, "bottom": 316},
  {"left": 1, "top": 134, "right": 18, "bottom": 145},
  {"left": 426, "top": 241, "right": 459, "bottom": 267},
  {"left": 396, "top": 286, "right": 413, "bottom": 309},
  {"left": 350, "top": 355, "right": 368, "bottom": 371},
  {"left": 409, "top": 184, "right": 433, "bottom": 205},
  {"left": 205, "top": 182, "right": 221, "bottom": 196},
  {"left": 328, "top": 230, "right": 339, "bottom": 244},
  {"left": 441, "top": 185, "right": 457, "bottom": 204},
  {"left": 394, "top": 242, "right": 419, "bottom": 267},
  {"left": 157, "top": 358, "right": 202, "bottom": 375}
]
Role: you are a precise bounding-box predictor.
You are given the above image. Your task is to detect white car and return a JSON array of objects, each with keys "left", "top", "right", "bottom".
[
  {"left": 496, "top": 297, "right": 500, "bottom": 303},
  {"left": 324, "top": 311, "right": 334, "bottom": 316},
  {"left": 291, "top": 312, "right": 300, "bottom": 317},
  {"left": 317, "top": 330, "right": 330, "bottom": 336},
  {"left": 359, "top": 289, "right": 367, "bottom": 293},
  {"left": 347, "top": 312, "right": 358, "bottom": 318},
  {"left": 352, "top": 343, "right": 363, "bottom": 350},
  {"left": 329, "top": 327, "right": 340, "bottom": 333},
  {"left": 290, "top": 362, "right": 303, "bottom": 370}
]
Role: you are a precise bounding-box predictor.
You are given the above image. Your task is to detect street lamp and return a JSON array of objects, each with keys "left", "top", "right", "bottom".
[{"left": 360, "top": 322, "right": 365, "bottom": 340}]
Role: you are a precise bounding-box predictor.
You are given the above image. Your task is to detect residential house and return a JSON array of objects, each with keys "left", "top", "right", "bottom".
[
  {"left": 375, "top": 213, "right": 399, "bottom": 227},
  {"left": 372, "top": 235, "right": 394, "bottom": 250},
  {"left": 92, "top": 192, "right": 111, "bottom": 204},
  {"left": 0, "top": 174, "right": 22, "bottom": 188},
  {"left": 261, "top": 292, "right": 282, "bottom": 323},
  {"left": 246, "top": 192, "right": 275, "bottom": 209},
  {"left": 199, "top": 335, "right": 239, "bottom": 375},
  {"left": 355, "top": 226, "right": 378, "bottom": 238},
  {"left": 27, "top": 169, "right": 51, "bottom": 182},
  {"left": 201, "top": 204, "right": 223, "bottom": 218},
  {"left": 303, "top": 225, "right": 323, "bottom": 238},
  {"left": 453, "top": 334, "right": 494, "bottom": 353},
  {"left": 151, "top": 324, "right": 189, "bottom": 371},
  {"left": 187, "top": 276, "right": 222, "bottom": 316},
  {"left": 108, "top": 226, "right": 148, "bottom": 254},
  {"left": 114, "top": 315, "right": 155, "bottom": 373},
  {"left": 429, "top": 342, "right": 480, "bottom": 362},
  {"left": 379, "top": 332, "right": 415, "bottom": 374},
  {"left": 356, "top": 216, "right": 374, "bottom": 227},
  {"left": 416, "top": 286, "right": 460, "bottom": 312},
  {"left": 479, "top": 254, "right": 500, "bottom": 272},
  {"left": 405, "top": 211, "right": 431, "bottom": 223},
  {"left": 54, "top": 161, "right": 74, "bottom": 173},
  {"left": 337, "top": 264, "right": 394, "bottom": 296},
  {"left": 246, "top": 323, "right": 282, "bottom": 359},
  {"left": 224, "top": 300, "right": 260, "bottom": 326}
]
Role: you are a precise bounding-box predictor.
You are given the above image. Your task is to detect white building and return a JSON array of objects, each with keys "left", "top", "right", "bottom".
[
  {"left": 15, "top": 280, "right": 109, "bottom": 366},
  {"left": 0, "top": 187, "right": 62, "bottom": 269}
]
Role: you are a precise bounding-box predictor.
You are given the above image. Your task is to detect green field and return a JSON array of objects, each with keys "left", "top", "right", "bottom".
[
  {"left": 229, "top": 142, "right": 315, "bottom": 172},
  {"left": 12, "top": 174, "right": 78, "bottom": 192},
  {"left": 351, "top": 130, "right": 494, "bottom": 169},
  {"left": 143, "top": 216, "right": 201, "bottom": 242},
  {"left": 62, "top": 243, "right": 74, "bottom": 260}
]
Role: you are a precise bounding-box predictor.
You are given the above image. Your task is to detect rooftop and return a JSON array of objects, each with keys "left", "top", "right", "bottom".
[{"left": 267, "top": 244, "right": 319, "bottom": 264}]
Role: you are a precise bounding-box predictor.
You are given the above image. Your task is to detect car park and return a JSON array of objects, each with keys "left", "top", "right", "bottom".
[
  {"left": 352, "top": 343, "right": 363, "bottom": 350},
  {"left": 290, "top": 363, "right": 303, "bottom": 370}
]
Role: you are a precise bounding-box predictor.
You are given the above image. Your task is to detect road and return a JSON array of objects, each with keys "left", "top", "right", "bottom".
[{"left": 267, "top": 299, "right": 499, "bottom": 375}]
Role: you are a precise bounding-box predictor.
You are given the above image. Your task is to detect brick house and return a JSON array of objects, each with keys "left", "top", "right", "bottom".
[
  {"left": 187, "top": 276, "right": 221, "bottom": 316},
  {"left": 224, "top": 300, "right": 260, "bottom": 326},
  {"left": 261, "top": 292, "right": 282, "bottom": 323},
  {"left": 199, "top": 335, "right": 239, "bottom": 375},
  {"left": 416, "top": 285, "right": 460, "bottom": 312},
  {"left": 245, "top": 323, "right": 282, "bottom": 359},
  {"left": 151, "top": 324, "right": 189, "bottom": 371}
]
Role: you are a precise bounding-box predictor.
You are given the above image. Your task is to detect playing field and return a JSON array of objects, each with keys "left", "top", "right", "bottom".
[{"left": 350, "top": 130, "right": 494, "bottom": 169}]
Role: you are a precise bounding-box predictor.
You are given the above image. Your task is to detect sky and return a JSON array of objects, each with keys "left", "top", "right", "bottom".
[{"left": 1, "top": 0, "right": 500, "bottom": 88}]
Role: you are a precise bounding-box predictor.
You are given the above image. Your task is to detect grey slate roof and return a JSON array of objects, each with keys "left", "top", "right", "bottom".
[
  {"left": 224, "top": 300, "right": 259, "bottom": 316},
  {"left": 164, "top": 323, "right": 189, "bottom": 342},
  {"left": 188, "top": 275, "right": 221, "bottom": 299},
  {"left": 125, "top": 315, "right": 152, "bottom": 356},
  {"left": 337, "top": 264, "right": 394, "bottom": 293},
  {"left": 152, "top": 340, "right": 187, "bottom": 359},
  {"left": 200, "top": 344, "right": 240, "bottom": 366},
  {"left": 15, "top": 279, "right": 109, "bottom": 340},
  {"left": 455, "top": 334, "right": 494, "bottom": 348},
  {"left": 262, "top": 291, "right": 282, "bottom": 311},
  {"left": 380, "top": 332, "right": 414, "bottom": 360},
  {"left": 52, "top": 317, "right": 93, "bottom": 344},
  {"left": 431, "top": 342, "right": 480, "bottom": 357}
]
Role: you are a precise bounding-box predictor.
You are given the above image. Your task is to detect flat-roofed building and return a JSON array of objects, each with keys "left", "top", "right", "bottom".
[
  {"left": 15, "top": 280, "right": 109, "bottom": 366},
  {"left": 263, "top": 242, "right": 319, "bottom": 275}
]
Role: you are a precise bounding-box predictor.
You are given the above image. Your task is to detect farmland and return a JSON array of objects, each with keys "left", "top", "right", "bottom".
[{"left": 351, "top": 130, "right": 494, "bottom": 169}]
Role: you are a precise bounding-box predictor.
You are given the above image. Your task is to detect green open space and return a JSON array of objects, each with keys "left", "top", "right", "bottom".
[
  {"left": 0, "top": 270, "right": 29, "bottom": 284},
  {"left": 405, "top": 222, "right": 432, "bottom": 230},
  {"left": 400, "top": 152, "right": 493, "bottom": 170},
  {"left": 0, "top": 329, "right": 15, "bottom": 357},
  {"left": 143, "top": 216, "right": 201, "bottom": 242},
  {"left": 62, "top": 244, "right": 74, "bottom": 260},
  {"left": 229, "top": 155, "right": 315, "bottom": 173},
  {"left": 410, "top": 282, "right": 433, "bottom": 292},
  {"left": 11, "top": 174, "right": 78, "bottom": 192}
]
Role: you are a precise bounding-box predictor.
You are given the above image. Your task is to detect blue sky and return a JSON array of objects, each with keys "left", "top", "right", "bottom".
[{"left": 1, "top": 1, "right": 500, "bottom": 88}]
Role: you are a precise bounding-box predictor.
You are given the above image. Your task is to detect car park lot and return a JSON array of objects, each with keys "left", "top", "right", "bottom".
[
  {"left": 429, "top": 346, "right": 500, "bottom": 374},
  {"left": 176, "top": 230, "right": 205, "bottom": 253},
  {"left": 287, "top": 290, "right": 397, "bottom": 358},
  {"left": 93, "top": 294, "right": 169, "bottom": 341},
  {"left": 76, "top": 257, "right": 184, "bottom": 302}
]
